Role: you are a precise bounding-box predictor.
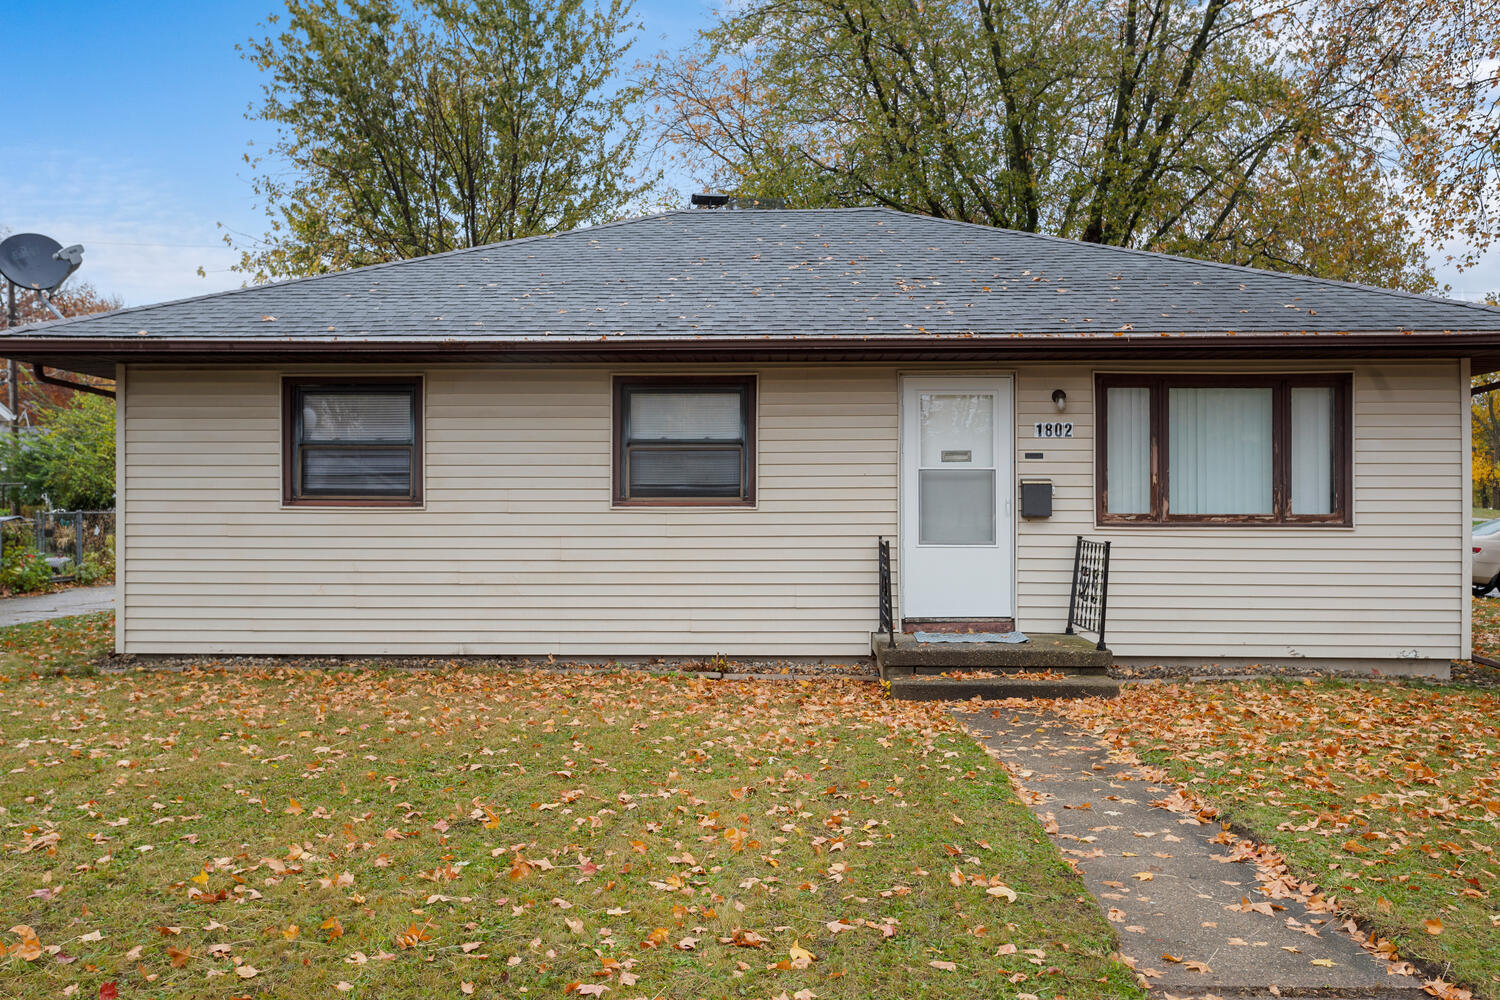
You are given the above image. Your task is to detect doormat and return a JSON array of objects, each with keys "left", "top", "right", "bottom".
[{"left": 912, "top": 631, "right": 1030, "bottom": 644}]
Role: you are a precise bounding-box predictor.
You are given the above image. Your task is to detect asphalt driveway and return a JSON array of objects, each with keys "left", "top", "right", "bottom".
[{"left": 0, "top": 585, "right": 115, "bottom": 627}]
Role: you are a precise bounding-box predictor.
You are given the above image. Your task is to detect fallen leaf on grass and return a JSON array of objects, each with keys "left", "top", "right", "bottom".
[
  {"left": 396, "top": 923, "right": 432, "bottom": 950},
  {"left": 9, "top": 925, "right": 42, "bottom": 962}
]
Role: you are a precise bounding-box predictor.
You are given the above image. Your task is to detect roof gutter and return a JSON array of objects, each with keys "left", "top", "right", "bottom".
[
  {"left": 31, "top": 364, "right": 115, "bottom": 399},
  {"left": 4, "top": 332, "right": 1500, "bottom": 379}
]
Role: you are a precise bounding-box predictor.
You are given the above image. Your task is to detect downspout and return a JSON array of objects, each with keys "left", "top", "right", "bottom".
[{"left": 31, "top": 364, "right": 115, "bottom": 399}]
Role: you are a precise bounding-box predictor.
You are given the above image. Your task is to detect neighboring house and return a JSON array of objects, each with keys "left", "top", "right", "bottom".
[{"left": 4, "top": 208, "right": 1497, "bottom": 675}]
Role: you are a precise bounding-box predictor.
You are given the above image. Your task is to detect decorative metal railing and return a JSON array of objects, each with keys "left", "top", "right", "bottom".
[
  {"left": 877, "top": 537, "right": 894, "bottom": 646},
  {"left": 1065, "top": 535, "right": 1111, "bottom": 650}
]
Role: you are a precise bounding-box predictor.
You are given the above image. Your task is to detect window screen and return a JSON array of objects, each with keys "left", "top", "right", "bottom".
[
  {"left": 286, "top": 381, "right": 421, "bottom": 503},
  {"left": 615, "top": 379, "right": 754, "bottom": 503}
]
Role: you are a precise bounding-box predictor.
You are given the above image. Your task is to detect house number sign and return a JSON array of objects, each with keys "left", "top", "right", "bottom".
[{"left": 1032, "top": 421, "right": 1074, "bottom": 438}]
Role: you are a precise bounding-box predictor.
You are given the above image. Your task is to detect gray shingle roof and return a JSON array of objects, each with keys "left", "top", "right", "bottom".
[{"left": 9, "top": 207, "right": 1500, "bottom": 342}]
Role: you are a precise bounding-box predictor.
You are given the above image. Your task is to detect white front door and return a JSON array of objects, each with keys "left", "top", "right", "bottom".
[{"left": 899, "top": 377, "right": 1014, "bottom": 619}]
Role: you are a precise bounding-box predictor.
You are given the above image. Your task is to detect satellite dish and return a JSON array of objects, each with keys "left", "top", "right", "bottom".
[{"left": 0, "top": 233, "right": 83, "bottom": 292}]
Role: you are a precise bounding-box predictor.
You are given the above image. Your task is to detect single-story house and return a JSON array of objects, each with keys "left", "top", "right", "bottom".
[{"left": 6, "top": 207, "right": 1499, "bottom": 675}]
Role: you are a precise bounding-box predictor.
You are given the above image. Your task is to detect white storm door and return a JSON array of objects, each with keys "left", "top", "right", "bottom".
[{"left": 899, "top": 377, "right": 1014, "bottom": 619}]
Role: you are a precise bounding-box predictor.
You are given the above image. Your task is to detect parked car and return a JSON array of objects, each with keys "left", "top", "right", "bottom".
[{"left": 1474, "top": 518, "right": 1500, "bottom": 596}]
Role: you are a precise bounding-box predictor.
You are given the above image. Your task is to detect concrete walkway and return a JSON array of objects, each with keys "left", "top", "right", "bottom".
[
  {"left": 0, "top": 585, "right": 114, "bottom": 627},
  {"left": 956, "top": 709, "right": 1424, "bottom": 997}
]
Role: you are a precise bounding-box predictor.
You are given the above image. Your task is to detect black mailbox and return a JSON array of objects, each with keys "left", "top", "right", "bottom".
[{"left": 1020, "top": 479, "right": 1053, "bottom": 518}]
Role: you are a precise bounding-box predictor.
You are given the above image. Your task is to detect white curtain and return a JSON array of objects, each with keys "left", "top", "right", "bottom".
[
  {"left": 1168, "top": 387, "right": 1273, "bottom": 514},
  {"left": 1290, "top": 387, "right": 1334, "bottom": 514},
  {"left": 1106, "top": 387, "right": 1151, "bottom": 514}
]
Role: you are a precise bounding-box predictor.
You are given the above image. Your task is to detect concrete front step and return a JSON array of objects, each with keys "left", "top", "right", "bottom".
[
  {"left": 873, "top": 631, "right": 1112, "bottom": 675},
  {"left": 887, "top": 674, "right": 1120, "bottom": 700}
]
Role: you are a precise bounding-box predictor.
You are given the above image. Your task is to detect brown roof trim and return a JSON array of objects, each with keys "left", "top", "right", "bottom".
[{"left": 5, "top": 332, "right": 1500, "bottom": 380}]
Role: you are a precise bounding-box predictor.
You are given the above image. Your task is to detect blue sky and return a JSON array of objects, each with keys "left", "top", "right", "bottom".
[{"left": 1, "top": 0, "right": 1493, "bottom": 306}]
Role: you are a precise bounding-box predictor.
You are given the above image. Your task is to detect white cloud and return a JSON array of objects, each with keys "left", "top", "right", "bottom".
[
  {"left": 0, "top": 145, "right": 250, "bottom": 307},
  {"left": 1430, "top": 238, "right": 1500, "bottom": 303}
]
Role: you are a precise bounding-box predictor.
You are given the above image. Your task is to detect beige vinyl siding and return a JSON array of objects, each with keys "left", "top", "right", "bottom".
[
  {"left": 121, "top": 359, "right": 1465, "bottom": 662},
  {"left": 1014, "top": 360, "right": 1466, "bottom": 661},
  {"left": 121, "top": 365, "right": 898, "bottom": 656}
]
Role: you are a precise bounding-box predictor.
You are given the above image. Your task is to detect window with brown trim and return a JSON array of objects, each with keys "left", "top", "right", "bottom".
[
  {"left": 613, "top": 376, "right": 755, "bottom": 505},
  {"left": 1095, "top": 373, "right": 1350, "bottom": 525},
  {"left": 282, "top": 377, "right": 423, "bottom": 506}
]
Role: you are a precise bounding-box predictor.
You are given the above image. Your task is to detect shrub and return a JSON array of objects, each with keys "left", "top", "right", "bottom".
[
  {"left": 77, "top": 534, "right": 116, "bottom": 586},
  {"left": 1, "top": 546, "right": 53, "bottom": 594}
]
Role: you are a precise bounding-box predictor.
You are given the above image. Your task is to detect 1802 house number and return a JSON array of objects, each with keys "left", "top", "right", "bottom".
[{"left": 1033, "top": 421, "right": 1074, "bottom": 438}]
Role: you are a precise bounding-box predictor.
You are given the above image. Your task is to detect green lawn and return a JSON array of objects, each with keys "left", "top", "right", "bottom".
[
  {"left": 0, "top": 610, "right": 113, "bottom": 673},
  {"left": 1067, "top": 681, "right": 1500, "bottom": 998},
  {"left": 1474, "top": 596, "right": 1500, "bottom": 663},
  {"left": 0, "top": 616, "right": 1139, "bottom": 999},
  {"left": 1476, "top": 507, "right": 1500, "bottom": 525}
]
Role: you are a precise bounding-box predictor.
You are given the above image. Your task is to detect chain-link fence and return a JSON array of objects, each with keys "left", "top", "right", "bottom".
[{"left": 1, "top": 511, "right": 116, "bottom": 583}]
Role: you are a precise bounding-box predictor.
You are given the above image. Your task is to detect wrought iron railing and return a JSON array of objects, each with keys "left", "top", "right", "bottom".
[
  {"left": 877, "top": 537, "right": 894, "bottom": 646},
  {"left": 1065, "top": 535, "right": 1111, "bottom": 650}
]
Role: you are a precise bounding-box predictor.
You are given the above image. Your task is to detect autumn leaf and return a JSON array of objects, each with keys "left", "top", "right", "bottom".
[
  {"left": 1423, "top": 918, "right": 1444, "bottom": 936},
  {"left": 168, "top": 945, "right": 191, "bottom": 968},
  {"left": 9, "top": 925, "right": 42, "bottom": 962},
  {"left": 321, "top": 917, "right": 345, "bottom": 942},
  {"left": 396, "top": 922, "right": 432, "bottom": 950}
]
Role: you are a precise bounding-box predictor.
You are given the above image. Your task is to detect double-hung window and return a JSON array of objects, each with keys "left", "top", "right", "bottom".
[
  {"left": 1097, "top": 373, "right": 1350, "bottom": 525},
  {"left": 283, "top": 378, "right": 423, "bottom": 506},
  {"left": 613, "top": 376, "right": 755, "bottom": 505}
]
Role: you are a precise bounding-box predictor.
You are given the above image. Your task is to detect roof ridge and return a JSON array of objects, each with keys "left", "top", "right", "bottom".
[
  {"left": 10, "top": 209, "right": 696, "bottom": 334},
  {"left": 866, "top": 207, "right": 1500, "bottom": 317}
]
